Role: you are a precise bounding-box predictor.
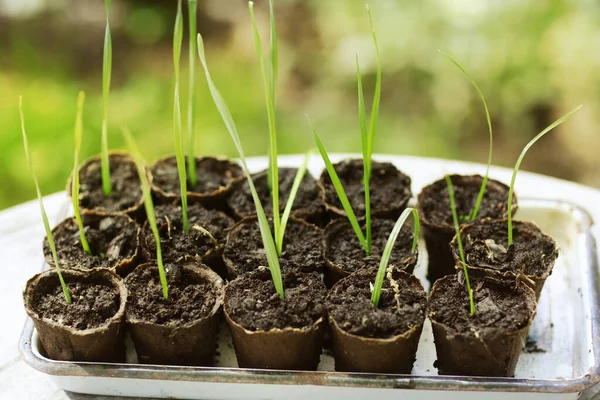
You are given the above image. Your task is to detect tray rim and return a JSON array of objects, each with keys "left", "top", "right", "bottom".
[{"left": 18, "top": 198, "right": 600, "bottom": 394}]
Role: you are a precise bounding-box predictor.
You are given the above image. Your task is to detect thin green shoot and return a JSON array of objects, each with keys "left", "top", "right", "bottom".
[
  {"left": 507, "top": 105, "right": 582, "bottom": 246},
  {"left": 71, "top": 91, "right": 91, "bottom": 255},
  {"left": 187, "top": 0, "right": 198, "bottom": 188},
  {"left": 438, "top": 50, "right": 492, "bottom": 221},
  {"left": 101, "top": 0, "right": 112, "bottom": 196},
  {"left": 277, "top": 150, "right": 312, "bottom": 254},
  {"left": 356, "top": 54, "right": 371, "bottom": 255},
  {"left": 197, "top": 33, "right": 284, "bottom": 299},
  {"left": 445, "top": 175, "right": 475, "bottom": 316},
  {"left": 249, "top": 1, "right": 280, "bottom": 253},
  {"left": 370, "top": 207, "right": 419, "bottom": 307},
  {"left": 123, "top": 126, "right": 169, "bottom": 300},
  {"left": 365, "top": 4, "right": 381, "bottom": 181},
  {"left": 19, "top": 97, "right": 71, "bottom": 303},
  {"left": 173, "top": 0, "right": 189, "bottom": 232}
]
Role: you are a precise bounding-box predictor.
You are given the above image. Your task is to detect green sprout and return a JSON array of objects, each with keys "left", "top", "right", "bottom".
[
  {"left": 123, "top": 127, "right": 169, "bottom": 300},
  {"left": 187, "top": 0, "right": 198, "bottom": 188},
  {"left": 173, "top": 0, "right": 189, "bottom": 232},
  {"left": 439, "top": 50, "right": 492, "bottom": 221},
  {"left": 101, "top": 0, "right": 112, "bottom": 196},
  {"left": 445, "top": 175, "right": 475, "bottom": 316},
  {"left": 313, "top": 5, "right": 381, "bottom": 256},
  {"left": 371, "top": 207, "right": 419, "bottom": 307},
  {"left": 19, "top": 96, "right": 71, "bottom": 303},
  {"left": 507, "top": 105, "right": 582, "bottom": 246},
  {"left": 198, "top": 33, "right": 284, "bottom": 299},
  {"left": 71, "top": 91, "right": 91, "bottom": 255}
]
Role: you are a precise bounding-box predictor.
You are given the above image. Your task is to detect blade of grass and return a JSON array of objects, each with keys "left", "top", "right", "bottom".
[
  {"left": 366, "top": 4, "right": 381, "bottom": 179},
  {"left": 123, "top": 126, "right": 169, "bottom": 300},
  {"left": 71, "top": 91, "right": 91, "bottom": 255},
  {"left": 20, "top": 97, "right": 71, "bottom": 303},
  {"left": 438, "top": 50, "right": 492, "bottom": 221},
  {"left": 507, "top": 105, "right": 582, "bottom": 246},
  {"left": 310, "top": 117, "right": 369, "bottom": 254},
  {"left": 249, "top": 1, "right": 280, "bottom": 250},
  {"left": 269, "top": 0, "right": 278, "bottom": 104},
  {"left": 101, "top": 0, "right": 112, "bottom": 196},
  {"left": 187, "top": 0, "right": 198, "bottom": 188},
  {"left": 371, "top": 207, "right": 419, "bottom": 307},
  {"left": 197, "top": 33, "right": 284, "bottom": 299},
  {"left": 356, "top": 54, "right": 371, "bottom": 255},
  {"left": 446, "top": 175, "right": 475, "bottom": 316}
]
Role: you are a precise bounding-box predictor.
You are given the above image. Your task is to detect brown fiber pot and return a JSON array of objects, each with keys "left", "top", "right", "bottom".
[
  {"left": 125, "top": 261, "right": 224, "bottom": 366},
  {"left": 23, "top": 268, "right": 127, "bottom": 362},
  {"left": 327, "top": 267, "right": 427, "bottom": 373},
  {"left": 428, "top": 274, "right": 537, "bottom": 377},
  {"left": 450, "top": 219, "right": 558, "bottom": 300},
  {"left": 417, "top": 175, "right": 516, "bottom": 285}
]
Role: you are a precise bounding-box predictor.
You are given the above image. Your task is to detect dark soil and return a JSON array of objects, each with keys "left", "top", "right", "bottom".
[
  {"left": 227, "top": 167, "right": 324, "bottom": 221},
  {"left": 327, "top": 267, "right": 427, "bottom": 339},
  {"left": 429, "top": 275, "right": 534, "bottom": 336},
  {"left": 29, "top": 273, "right": 120, "bottom": 330},
  {"left": 150, "top": 156, "right": 243, "bottom": 196},
  {"left": 325, "top": 218, "right": 417, "bottom": 274},
  {"left": 320, "top": 159, "right": 411, "bottom": 217},
  {"left": 43, "top": 215, "right": 139, "bottom": 270},
  {"left": 418, "top": 175, "right": 512, "bottom": 227},
  {"left": 78, "top": 154, "right": 142, "bottom": 214},
  {"left": 225, "top": 265, "right": 326, "bottom": 331},
  {"left": 224, "top": 217, "right": 324, "bottom": 276},
  {"left": 142, "top": 201, "right": 234, "bottom": 264},
  {"left": 125, "top": 264, "right": 219, "bottom": 325},
  {"left": 455, "top": 220, "right": 558, "bottom": 278}
]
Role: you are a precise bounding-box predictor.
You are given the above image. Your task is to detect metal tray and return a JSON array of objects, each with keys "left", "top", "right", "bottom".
[{"left": 18, "top": 157, "right": 600, "bottom": 400}]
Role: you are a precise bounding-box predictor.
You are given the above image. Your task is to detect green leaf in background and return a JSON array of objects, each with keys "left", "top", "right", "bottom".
[
  {"left": 101, "top": 0, "right": 112, "bottom": 196},
  {"left": 187, "top": 0, "right": 198, "bottom": 188},
  {"left": 71, "top": 91, "right": 91, "bottom": 255}
]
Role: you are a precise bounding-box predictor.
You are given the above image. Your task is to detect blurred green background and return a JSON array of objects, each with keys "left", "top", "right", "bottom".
[{"left": 1, "top": 0, "right": 598, "bottom": 210}]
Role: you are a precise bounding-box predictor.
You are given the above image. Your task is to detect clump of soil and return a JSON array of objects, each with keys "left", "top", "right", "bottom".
[{"left": 327, "top": 267, "right": 427, "bottom": 339}]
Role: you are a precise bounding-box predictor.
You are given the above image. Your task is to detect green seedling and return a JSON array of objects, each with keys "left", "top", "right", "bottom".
[
  {"left": 445, "top": 175, "right": 475, "bottom": 316},
  {"left": 439, "top": 50, "right": 492, "bottom": 221},
  {"left": 71, "top": 91, "right": 91, "bottom": 255},
  {"left": 371, "top": 207, "right": 419, "bottom": 307},
  {"left": 19, "top": 97, "right": 71, "bottom": 303},
  {"left": 507, "top": 105, "right": 582, "bottom": 246},
  {"left": 187, "top": 0, "right": 198, "bottom": 188},
  {"left": 101, "top": 0, "right": 112, "bottom": 196},
  {"left": 197, "top": 33, "right": 284, "bottom": 299},
  {"left": 123, "top": 127, "right": 169, "bottom": 300},
  {"left": 313, "top": 5, "right": 381, "bottom": 256}
]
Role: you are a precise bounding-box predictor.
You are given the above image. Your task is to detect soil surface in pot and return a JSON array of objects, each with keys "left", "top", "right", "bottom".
[
  {"left": 227, "top": 167, "right": 324, "bottom": 222},
  {"left": 327, "top": 267, "right": 427, "bottom": 339},
  {"left": 225, "top": 265, "right": 326, "bottom": 331},
  {"left": 151, "top": 156, "right": 243, "bottom": 196},
  {"left": 224, "top": 218, "right": 324, "bottom": 276},
  {"left": 44, "top": 215, "right": 138, "bottom": 270},
  {"left": 142, "top": 202, "right": 233, "bottom": 264},
  {"left": 79, "top": 154, "right": 142, "bottom": 213},
  {"left": 418, "top": 175, "right": 511, "bottom": 227},
  {"left": 455, "top": 220, "right": 558, "bottom": 278},
  {"left": 326, "top": 218, "right": 416, "bottom": 274},
  {"left": 125, "top": 264, "right": 220, "bottom": 325},
  {"left": 320, "top": 159, "right": 411, "bottom": 217},
  {"left": 29, "top": 273, "right": 120, "bottom": 330}
]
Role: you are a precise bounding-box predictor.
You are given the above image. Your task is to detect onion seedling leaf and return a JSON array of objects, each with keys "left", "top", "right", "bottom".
[
  {"left": 101, "top": 0, "right": 112, "bottom": 196},
  {"left": 71, "top": 91, "right": 91, "bottom": 255},
  {"left": 187, "top": 0, "right": 198, "bottom": 187}
]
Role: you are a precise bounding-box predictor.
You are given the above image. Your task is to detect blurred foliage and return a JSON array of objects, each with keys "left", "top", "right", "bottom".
[{"left": 0, "top": 0, "right": 598, "bottom": 210}]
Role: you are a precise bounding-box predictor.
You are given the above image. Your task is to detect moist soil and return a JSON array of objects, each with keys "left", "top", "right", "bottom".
[
  {"left": 29, "top": 273, "right": 120, "bottom": 330},
  {"left": 320, "top": 159, "right": 411, "bottom": 218},
  {"left": 142, "top": 201, "right": 234, "bottom": 264},
  {"left": 150, "top": 156, "right": 243, "bottom": 196},
  {"left": 125, "top": 264, "right": 219, "bottom": 325},
  {"left": 224, "top": 218, "right": 325, "bottom": 277},
  {"left": 44, "top": 215, "right": 138, "bottom": 271},
  {"left": 225, "top": 265, "right": 326, "bottom": 331},
  {"left": 327, "top": 267, "right": 427, "bottom": 339},
  {"left": 227, "top": 167, "right": 325, "bottom": 223},
  {"left": 455, "top": 220, "right": 558, "bottom": 278},
  {"left": 78, "top": 154, "right": 142, "bottom": 214},
  {"left": 326, "top": 218, "right": 416, "bottom": 274}
]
